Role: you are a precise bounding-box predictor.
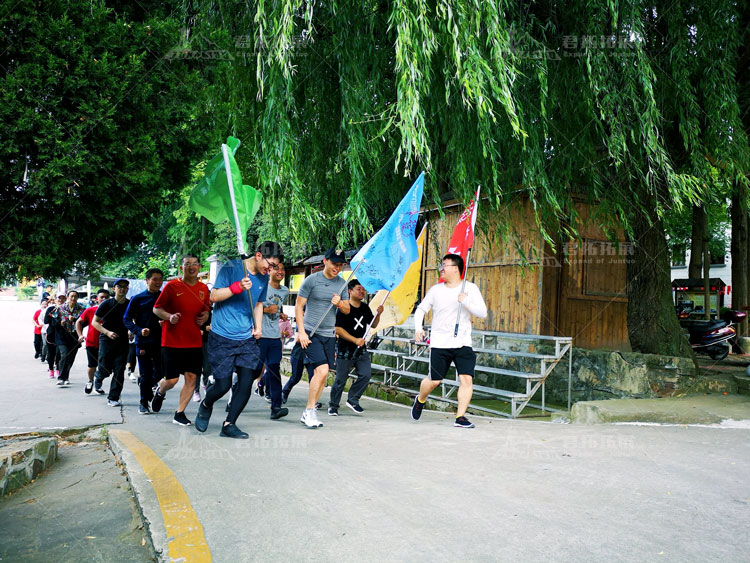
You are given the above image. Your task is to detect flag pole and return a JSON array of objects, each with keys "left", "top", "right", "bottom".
[
  {"left": 453, "top": 187, "right": 480, "bottom": 338},
  {"left": 360, "top": 290, "right": 390, "bottom": 347},
  {"left": 222, "top": 143, "right": 256, "bottom": 313},
  {"left": 307, "top": 260, "right": 363, "bottom": 338}
]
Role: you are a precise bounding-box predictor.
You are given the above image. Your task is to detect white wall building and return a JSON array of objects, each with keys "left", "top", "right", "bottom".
[{"left": 670, "top": 236, "right": 733, "bottom": 308}]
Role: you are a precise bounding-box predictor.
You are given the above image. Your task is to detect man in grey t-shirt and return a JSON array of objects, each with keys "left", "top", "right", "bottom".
[
  {"left": 250, "top": 260, "right": 291, "bottom": 419},
  {"left": 296, "top": 248, "right": 350, "bottom": 428}
]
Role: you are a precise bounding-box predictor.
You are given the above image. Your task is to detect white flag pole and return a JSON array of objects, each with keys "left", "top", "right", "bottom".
[{"left": 221, "top": 143, "right": 255, "bottom": 313}]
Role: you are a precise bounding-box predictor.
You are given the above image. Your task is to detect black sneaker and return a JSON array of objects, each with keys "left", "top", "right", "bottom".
[
  {"left": 270, "top": 407, "right": 289, "bottom": 420},
  {"left": 151, "top": 391, "right": 164, "bottom": 413},
  {"left": 195, "top": 401, "right": 212, "bottom": 432},
  {"left": 172, "top": 411, "right": 191, "bottom": 426},
  {"left": 220, "top": 423, "right": 249, "bottom": 439},
  {"left": 346, "top": 400, "right": 364, "bottom": 414},
  {"left": 256, "top": 385, "right": 265, "bottom": 398},
  {"left": 454, "top": 416, "right": 475, "bottom": 429},
  {"left": 315, "top": 402, "right": 322, "bottom": 410},
  {"left": 327, "top": 407, "right": 338, "bottom": 416},
  {"left": 84, "top": 381, "right": 93, "bottom": 394},
  {"left": 94, "top": 378, "right": 105, "bottom": 395},
  {"left": 138, "top": 404, "right": 151, "bottom": 415},
  {"left": 411, "top": 396, "right": 425, "bottom": 421}
]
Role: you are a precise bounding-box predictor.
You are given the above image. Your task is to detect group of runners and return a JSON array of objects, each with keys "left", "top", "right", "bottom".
[{"left": 32, "top": 241, "right": 487, "bottom": 435}]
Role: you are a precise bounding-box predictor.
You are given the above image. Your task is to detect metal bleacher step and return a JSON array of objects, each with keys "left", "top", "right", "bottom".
[
  {"left": 399, "top": 356, "right": 543, "bottom": 381},
  {"left": 388, "top": 370, "right": 528, "bottom": 400},
  {"left": 370, "top": 349, "right": 404, "bottom": 357},
  {"left": 472, "top": 347, "right": 557, "bottom": 360}
]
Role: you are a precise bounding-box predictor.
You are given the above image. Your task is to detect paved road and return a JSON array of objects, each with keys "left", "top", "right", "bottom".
[{"left": 2, "top": 300, "right": 750, "bottom": 562}]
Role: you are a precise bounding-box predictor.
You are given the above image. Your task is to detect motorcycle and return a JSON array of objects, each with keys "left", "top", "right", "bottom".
[{"left": 678, "top": 309, "right": 747, "bottom": 360}]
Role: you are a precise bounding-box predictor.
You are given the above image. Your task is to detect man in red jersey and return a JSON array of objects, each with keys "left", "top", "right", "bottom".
[
  {"left": 151, "top": 254, "right": 210, "bottom": 426},
  {"left": 75, "top": 288, "right": 110, "bottom": 394}
]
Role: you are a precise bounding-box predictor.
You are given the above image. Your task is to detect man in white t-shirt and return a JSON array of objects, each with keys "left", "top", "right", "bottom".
[{"left": 412, "top": 253, "right": 487, "bottom": 428}]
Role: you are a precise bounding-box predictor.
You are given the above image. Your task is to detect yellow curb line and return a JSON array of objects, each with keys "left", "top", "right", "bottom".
[{"left": 110, "top": 429, "right": 212, "bottom": 562}]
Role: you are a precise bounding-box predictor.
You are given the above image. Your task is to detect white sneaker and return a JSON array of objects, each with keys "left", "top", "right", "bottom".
[
  {"left": 129, "top": 373, "right": 137, "bottom": 382},
  {"left": 192, "top": 390, "right": 201, "bottom": 402},
  {"left": 107, "top": 399, "right": 122, "bottom": 407},
  {"left": 300, "top": 409, "right": 323, "bottom": 428}
]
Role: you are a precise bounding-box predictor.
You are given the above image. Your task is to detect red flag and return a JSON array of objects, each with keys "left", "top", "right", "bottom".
[{"left": 442, "top": 187, "right": 480, "bottom": 280}]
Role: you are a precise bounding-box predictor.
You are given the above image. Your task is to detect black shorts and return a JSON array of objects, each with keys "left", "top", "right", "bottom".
[
  {"left": 206, "top": 331, "right": 260, "bottom": 380},
  {"left": 86, "top": 346, "right": 99, "bottom": 368},
  {"left": 304, "top": 334, "right": 336, "bottom": 371},
  {"left": 429, "top": 346, "right": 476, "bottom": 380},
  {"left": 161, "top": 346, "right": 203, "bottom": 380}
]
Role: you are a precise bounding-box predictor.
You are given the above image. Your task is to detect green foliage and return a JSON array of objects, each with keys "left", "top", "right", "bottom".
[{"left": 0, "top": 0, "right": 209, "bottom": 281}]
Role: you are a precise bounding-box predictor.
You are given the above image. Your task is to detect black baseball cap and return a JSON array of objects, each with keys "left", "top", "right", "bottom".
[
  {"left": 113, "top": 278, "right": 129, "bottom": 288},
  {"left": 324, "top": 247, "right": 347, "bottom": 264}
]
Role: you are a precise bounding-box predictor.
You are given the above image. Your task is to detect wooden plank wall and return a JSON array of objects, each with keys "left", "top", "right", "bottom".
[
  {"left": 422, "top": 199, "right": 543, "bottom": 335},
  {"left": 541, "top": 202, "right": 630, "bottom": 350}
]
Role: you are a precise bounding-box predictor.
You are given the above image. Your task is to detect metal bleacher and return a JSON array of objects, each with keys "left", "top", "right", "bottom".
[{"left": 366, "top": 324, "right": 573, "bottom": 418}]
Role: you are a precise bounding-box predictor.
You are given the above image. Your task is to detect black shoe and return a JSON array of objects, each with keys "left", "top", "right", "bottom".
[
  {"left": 282, "top": 393, "right": 288, "bottom": 404},
  {"left": 172, "top": 411, "right": 191, "bottom": 426},
  {"left": 34, "top": 353, "right": 39, "bottom": 359},
  {"left": 256, "top": 385, "right": 265, "bottom": 398},
  {"left": 195, "top": 401, "right": 212, "bottom": 432},
  {"left": 84, "top": 381, "right": 93, "bottom": 394},
  {"left": 93, "top": 377, "right": 105, "bottom": 395},
  {"left": 220, "top": 423, "right": 249, "bottom": 439},
  {"left": 151, "top": 391, "right": 164, "bottom": 413},
  {"left": 411, "top": 396, "right": 425, "bottom": 421},
  {"left": 453, "top": 416, "right": 475, "bottom": 428},
  {"left": 327, "top": 407, "right": 339, "bottom": 416},
  {"left": 270, "top": 407, "right": 289, "bottom": 420},
  {"left": 315, "top": 402, "right": 322, "bottom": 410},
  {"left": 346, "top": 400, "right": 364, "bottom": 414},
  {"left": 138, "top": 404, "right": 151, "bottom": 415}
]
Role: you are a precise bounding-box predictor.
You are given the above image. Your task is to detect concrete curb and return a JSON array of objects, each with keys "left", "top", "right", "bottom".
[
  {"left": 571, "top": 394, "right": 750, "bottom": 424},
  {"left": 0, "top": 436, "right": 58, "bottom": 495},
  {"left": 108, "top": 429, "right": 168, "bottom": 563}
]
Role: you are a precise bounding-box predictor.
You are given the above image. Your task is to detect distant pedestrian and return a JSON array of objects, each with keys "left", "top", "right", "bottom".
[
  {"left": 48, "top": 290, "right": 86, "bottom": 386},
  {"left": 76, "top": 289, "right": 110, "bottom": 394},
  {"left": 43, "top": 294, "right": 66, "bottom": 378},
  {"left": 151, "top": 255, "right": 210, "bottom": 426},
  {"left": 38, "top": 299, "right": 50, "bottom": 364},
  {"left": 411, "top": 254, "right": 487, "bottom": 428},
  {"left": 91, "top": 279, "right": 131, "bottom": 406},
  {"left": 33, "top": 301, "right": 45, "bottom": 359}
]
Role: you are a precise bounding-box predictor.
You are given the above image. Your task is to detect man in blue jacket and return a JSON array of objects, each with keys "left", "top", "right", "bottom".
[{"left": 123, "top": 268, "right": 164, "bottom": 414}]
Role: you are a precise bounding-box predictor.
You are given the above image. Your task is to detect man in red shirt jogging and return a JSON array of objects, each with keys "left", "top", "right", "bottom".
[
  {"left": 151, "top": 254, "right": 210, "bottom": 426},
  {"left": 75, "top": 289, "right": 110, "bottom": 394}
]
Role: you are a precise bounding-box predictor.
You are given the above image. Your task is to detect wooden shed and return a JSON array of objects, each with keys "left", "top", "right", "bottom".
[{"left": 421, "top": 197, "right": 631, "bottom": 351}]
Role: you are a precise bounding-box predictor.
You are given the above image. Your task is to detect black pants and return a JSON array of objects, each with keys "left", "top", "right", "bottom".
[
  {"left": 57, "top": 342, "right": 80, "bottom": 382},
  {"left": 96, "top": 337, "right": 129, "bottom": 401},
  {"left": 34, "top": 334, "right": 42, "bottom": 357},
  {"left": 136, "top": 344, "right": 161, "bottom": 406},
  {"left": 203, "top": 367, "right": 254, "bottom": 425},
  {"left": 282, "top": 342, "right": 314, "bottom": 399},
  {"left": 46, "top": 342, "right": 58, "bottom": 370}
]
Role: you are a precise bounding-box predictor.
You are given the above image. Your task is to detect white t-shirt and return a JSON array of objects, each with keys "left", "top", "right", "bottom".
[{"left": 415, "top": 281, "right": 487, "bottom": 349}]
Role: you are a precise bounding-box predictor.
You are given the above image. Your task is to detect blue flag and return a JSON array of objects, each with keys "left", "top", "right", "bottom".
[{"left": 351, "top": 172, "right": 425, "bottom": 292}]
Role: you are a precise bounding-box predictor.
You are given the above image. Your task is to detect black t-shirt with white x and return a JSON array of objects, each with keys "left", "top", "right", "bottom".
[{"left": 335, "top": 302, "right": 374, "bottom": 357}]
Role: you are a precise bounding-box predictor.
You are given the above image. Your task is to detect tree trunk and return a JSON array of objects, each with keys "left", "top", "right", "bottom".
[
  {"left": 688, "top": 204, "right": 706, "bottom": 279},
  {"left": 627, "top": 210, "right": 696, "bottom": 361},
  {"left": 730, "top": 184, "right": 747, "bottom": 334}
]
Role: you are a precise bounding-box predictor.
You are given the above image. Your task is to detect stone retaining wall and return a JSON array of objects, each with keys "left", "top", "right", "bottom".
[{"left": 0, "top": 437, "right": 58, "bottom": 496}]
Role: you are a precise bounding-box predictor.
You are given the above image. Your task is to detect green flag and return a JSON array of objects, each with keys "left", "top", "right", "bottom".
[{"left": 189, "top": 136, "right": 261, "bottom": 255}]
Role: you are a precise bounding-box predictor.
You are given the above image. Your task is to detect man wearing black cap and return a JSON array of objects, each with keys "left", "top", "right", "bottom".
[
  {"left": 295, "top": 248, "right": 350, "bottom": 428},
  {"left": 91, "top": 278, "right": 131, "bottom": 406}
]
